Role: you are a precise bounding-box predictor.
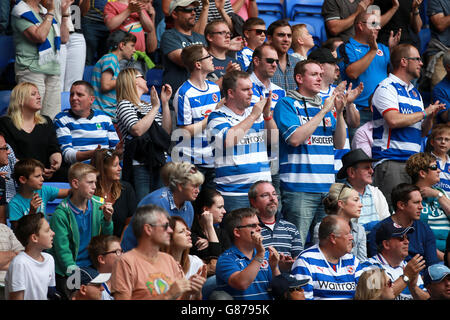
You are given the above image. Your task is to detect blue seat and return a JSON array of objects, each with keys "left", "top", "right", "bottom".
[
  {"left": 83, "top": 65, "right": 94, "bottom": 84},
  {"left": 286, "top": 0, "right": 324, "bottom": 20},
  {"left": 259, "top": 12, "right": 284, "bottom": 27},
  {"left": 0, "top": 36, "right": 15, "bottom": 73},
  {"left": 256, "top": 0, "right": 285, "bottom": 18},
  {"left": 0, "top": 90, "right": 11, "bottom": 116},
  {"left": 292, "top": 15, "right": 327, "bottom": 45},
  {"left": 419, "top": 27, "right": 431, "bottom": 55},
  {"left": 61, "top": 91, "right": 71, "bottom": 111},
  {"left": 44, "top": 182, "right": 70, "bottom": 215},
  {"left": 146, "top": 68, "right": 163, "bottom": 94}
]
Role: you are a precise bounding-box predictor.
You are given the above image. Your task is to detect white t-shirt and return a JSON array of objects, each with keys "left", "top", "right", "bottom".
[
  {"left": 5, "top": 252, "right": 56, "bottom": 300},
  {"left": 185, "top": 255, "right": 204, "bottom": 280}
]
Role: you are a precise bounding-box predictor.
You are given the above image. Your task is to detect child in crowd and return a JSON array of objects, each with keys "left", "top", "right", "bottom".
[
  {"left": 8, "top": 159, "right": 69, "bottom": 229},
  {"left": 5, "top": 213, "right": 55, "bottom": 300},
  {"left": 428, "top": 124, "right": 450, "bottom": 198},
  {"left": 236, "top": 17, "right": 266, "bottom": 71},
  {"left": 49, "top": 162, "right": 114, "bottom": 300},
  {"left": 69, "top": 266, "right": 111, "bottom": 301},
  {"left": 87, "top": 235, "right": 122, "bottom": 300},
  {"left": 291, "top": 23, "right": 316, "bottom": 61}
]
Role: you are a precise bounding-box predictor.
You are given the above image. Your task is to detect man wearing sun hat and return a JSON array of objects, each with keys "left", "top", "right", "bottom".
[
  {"left": 69, "top": 266, "right": 111, "bottom": 300},
  {"left": 368, "top": 220, "right": 430, "bottom": 300},
  {"left": 338, "top": 148, "right": 390, "bottom": 235},
  {"left": 423, "top": 263, "right": 450, "bottom": 300}
]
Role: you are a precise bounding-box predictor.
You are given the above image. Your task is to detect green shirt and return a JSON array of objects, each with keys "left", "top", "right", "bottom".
[{"left": 12, "top": 9, "right": 60, "bottom": 75}]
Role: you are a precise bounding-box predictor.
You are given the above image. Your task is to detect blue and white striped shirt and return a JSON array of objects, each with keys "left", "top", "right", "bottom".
[
  {"left": 250, "top": 72, "right": 286, "bottom": 110},
  {"left": 53, "top": 109, "right": 119, "bottom": 164},
  {"left": 173, "top": 80, "right": 221, "bottom": 167},
  {"left": 216, "top": 246, "right": 272, "bottom": 300},
  {"left": 291, "top": 244, "right": 369, "bottom": 300},
  {"left": 273, "top": 96, "right": 337, "bottom": 193},
  {"left": 236, "top": 47, "right": 254, "bottom": 72},
  {"left": 433, "top": 152, "right": 450, "bottom": 198},
  {"left": 372, "top": 73, "right": 425, "bottom": 162},
  {"left": 207, "top": 106, "right": 271, "bottom": 196}
]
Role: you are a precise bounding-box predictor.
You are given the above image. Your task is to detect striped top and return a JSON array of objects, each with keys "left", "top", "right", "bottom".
[
  {"left": 53, "top": 109, "right": 119, "bottom": 164},
  {"left": 368, "top": 254, "right": 427, "bottom": 300},
  {"left": 250, "top": 72, "right": 286, "bottom": 110},
  {"left": 291, "top": 244, "right": 368, "bottom": 300},
  {"left": 259, "top": 213, "right": 303, "bottom": 258},
  {"left": 216, "top": 246, "right": 272, "bottom": 300},
  {"left": 173, "top": 80, "right": 221, "bottom": 167},
  {"left": 206, "top": 106, "right": 271, "bottom": 196},
  {"left": 273, "top": 95, "right": 337, "bottom": 193},
  {"left": 433, "top": 152, "right": 450, "bottom": 198},
  {"left": 236, "top": 47, "right": 254, "bottom": 71},
  {"left": 372, "top": 73, "right": 425, "bottom": 162},
  {"left": 92, "top": 53, "right": 120, "bottom": 119}
]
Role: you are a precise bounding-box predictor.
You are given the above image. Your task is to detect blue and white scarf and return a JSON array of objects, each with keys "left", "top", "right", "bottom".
[{"left": 11, "top": 0, "right": 61, "bottom": 65}]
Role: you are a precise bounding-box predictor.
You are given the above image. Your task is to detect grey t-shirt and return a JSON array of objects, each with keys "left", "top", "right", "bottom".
[{"left": 321, "top": 0, "right": 361, "bottom": 42}]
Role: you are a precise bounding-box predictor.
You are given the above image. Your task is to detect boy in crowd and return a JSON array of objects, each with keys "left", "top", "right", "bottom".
[
  {"left": 428, "top": 124, "right": 450, "bottom": 198},
  {"left": 8, "top": 159, "right": 69, "bottom": 229},
  {"left": 5, "top": 213, "right": 55, "bottom": 300},
  {"left": 91, "top": 30, "right": 137, "bottom": 121},
  {"left": 237, "top": 17, "right": 266, "bottom": 71},
  {"left": 291, "top": 24, "right": 316, "bottom": 61},
  {"left": 49, "top": 163, "right": 114, "bottom": 300}
]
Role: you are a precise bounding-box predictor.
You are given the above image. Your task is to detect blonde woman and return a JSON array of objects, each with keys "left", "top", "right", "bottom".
[
  {"left": 0, "top": 82, "right": 62, "bottom": 180},
  {"left": 313, "top": 182, "right": 367, "bottom": 261},
  {"left": 116, "top": 67, "right": 172, "bottom": 201},
  {"left": 354, "top": 268, "right": 395, "bottom": 300}
]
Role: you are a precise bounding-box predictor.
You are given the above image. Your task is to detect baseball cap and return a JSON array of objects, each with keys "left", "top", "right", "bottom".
[
  {"left": 375, "top": 221, "right": 415, "bottom": 245},
  {"left": 423, "top": 264, "right": 450, "bottom": 287},
  {"left": 79, "top": 267, "right": 111, "bottom": 287},
  {"left": 269, "top": 274, "right": 309, "bottom": 299},
  {"left": 308, "top": 47, "right": 337, "bottom": 64},
  {"left": 169, "top": 0, "right": 200, "bottom": 15}
]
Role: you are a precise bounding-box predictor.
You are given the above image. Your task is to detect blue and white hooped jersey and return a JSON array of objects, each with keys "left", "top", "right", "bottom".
[
  {"left": 433, "top": 152, "right": 450, "bottom": 198},
  {"left": 173, "top": 80, "right": 221, "bottom": 167},
  {"left": 273, "top": 96, "right": 337, "bottom": 193},
  {"left": 206, "top": 106, "right": 271, "bottom": 196},
  {"left": 318, "top": 84, "right": 351, "bottom": 174},
  {"left": 236, "top": 46, "right": 254, "bottom": 71},
  {"left": 291, "top": 244, "right": 369, "bottom": 300},
  {"left": 372, "top": 73, "right": 424, "bottom": 162},
  {"left": 250, "top": 72, "right": 286, "bottom": 111}
]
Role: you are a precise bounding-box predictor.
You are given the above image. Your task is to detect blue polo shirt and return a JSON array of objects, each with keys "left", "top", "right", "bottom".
[
  {"left": 216, "top": 246, "right": 273, "bottom": 300},
  {"left": 120, "top": 187, "right": 194, "bottom": 252},
  {"left": 338, "top": 38, "right": 390, "bottom": 109}
]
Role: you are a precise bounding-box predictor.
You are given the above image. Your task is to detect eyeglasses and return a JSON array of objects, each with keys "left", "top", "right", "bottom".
[
  {"left": 250, "top": 29, "right": 266, "bottom": 35},
  {"left": 136, "top": 74, "right": 144, "bottom": 79},
  {"left": 434, "top": 137, "right": 450, "bottom": 143},
  {"left": 236, "top": 223, "right": 259, "bottom": 229},
  {"left": 197, "top": 54, "right": 212, "bottom": 62},
  {"left": 0, "top": 146, "right": 8, "bottom": 151},
  {"left": 258, "top": 192, "right": 280, "bottom": 199},
  {"left": 211, "top": 31, "right": 232, "bottom": 37},
  {"left": 428, "top": 164, "right": 438, "bottom": 171},
  {"left": 392, "top": 234, "right": 409, "bottom": 242},
  {"left": 103, "top": 249, "right": 124, "bottom": 256},
  {"left": 264, "top": 58, "right": 279, "bottom": 64},
  {"left": 149, "top": 222, "right": 170, "bottom": 230},
  {"left": 176, "top": 7, "right": 196, "bottom": 13},
  {"left": 404, "top": 57, "right": 422, "bottom": 62}
]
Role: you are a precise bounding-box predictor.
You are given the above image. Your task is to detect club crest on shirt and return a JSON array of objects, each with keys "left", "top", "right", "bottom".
[
  {"left": 212, "top": 93, "right": 219, "bottom": 103},
  {"left": 261, "top": 260, "right": 269, "bottom": 269},
  {"left": 272, "top": 93, "right": 279, "bottom": 100},
  {"left": 347, "top": 266, "right": 355, "bottom": 274},
  {"left": 376, "top": 49, "right": 383, "bottom": 56}
]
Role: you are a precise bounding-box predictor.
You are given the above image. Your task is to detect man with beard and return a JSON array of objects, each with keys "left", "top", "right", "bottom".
[
  {"left": 273, "top": 60, "right": 347, "bottom": 248},
  {"left": 371, "top": 44, "right": 446, "bottom": 210},
  {"left": 160, "top": 0, "right": 206, "bottom": 96},
  {"left": 248, "top": 181, "right": 302, "bottom": 273}
]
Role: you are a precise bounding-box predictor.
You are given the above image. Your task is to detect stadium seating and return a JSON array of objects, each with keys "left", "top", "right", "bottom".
[
  {"left": 290, "top": 15, "right": 327, "bottom": 46},
  {"left": 286, "top": 0, "right": 324, "bottom": 20},
  {"left": 44, "top": 182, "right": 70, "bottom": 216},
  {"left": 419, "top": 27, "right": 431, "bottom": 55},
  {"left": 0, "top": 90, "right": 11, "bottom": 116},
  {"left": 0, "top": 36, "right": 15, "bottom": 73},
  {"left": 83, "top": 65, "right": 94, "bottom": 84},
  {"left": 146, "top": 68, "right": 163, "bottom": 94},
  {"left": 61, "top": 91, "right": 71, "bottom": 111},
  {"left": 256, "top": 0, "right": 285, "bottom": 18}
]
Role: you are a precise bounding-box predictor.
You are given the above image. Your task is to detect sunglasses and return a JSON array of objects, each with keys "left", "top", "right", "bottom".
[
  {"left": 250, "top": 28, "right": 266, "bottom": 35},
  {"left": 428, "top": 164, "right": 438, "bottom": 171},
  {"left": 150, "top": 222, "right": 170, "bottom": 230},
  {"left": 176, "top": 7, "right": 196, "bottom": 13},
  {"left": 237, "top": 223, "right": 259, "bottom": 229},
  {"left": 264, "top": 58, "right": 279, "bottom": 64},
  {"left": 338, "top": 184, "right": 350, "bottom": 200},
  {"left": 289, "top": 287, "right": 304, "bottom": 292}
]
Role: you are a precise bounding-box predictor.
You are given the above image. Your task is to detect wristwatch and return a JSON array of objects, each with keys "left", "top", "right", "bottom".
[
  {"left": 437, "top": 191, "right": 444, "bottom": 199},
  {"left": 254, "top": 257, "right": 264, "bottom": 264},
  {"left": 401, "top": 274, "right": 410, "bottom": 284}
]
